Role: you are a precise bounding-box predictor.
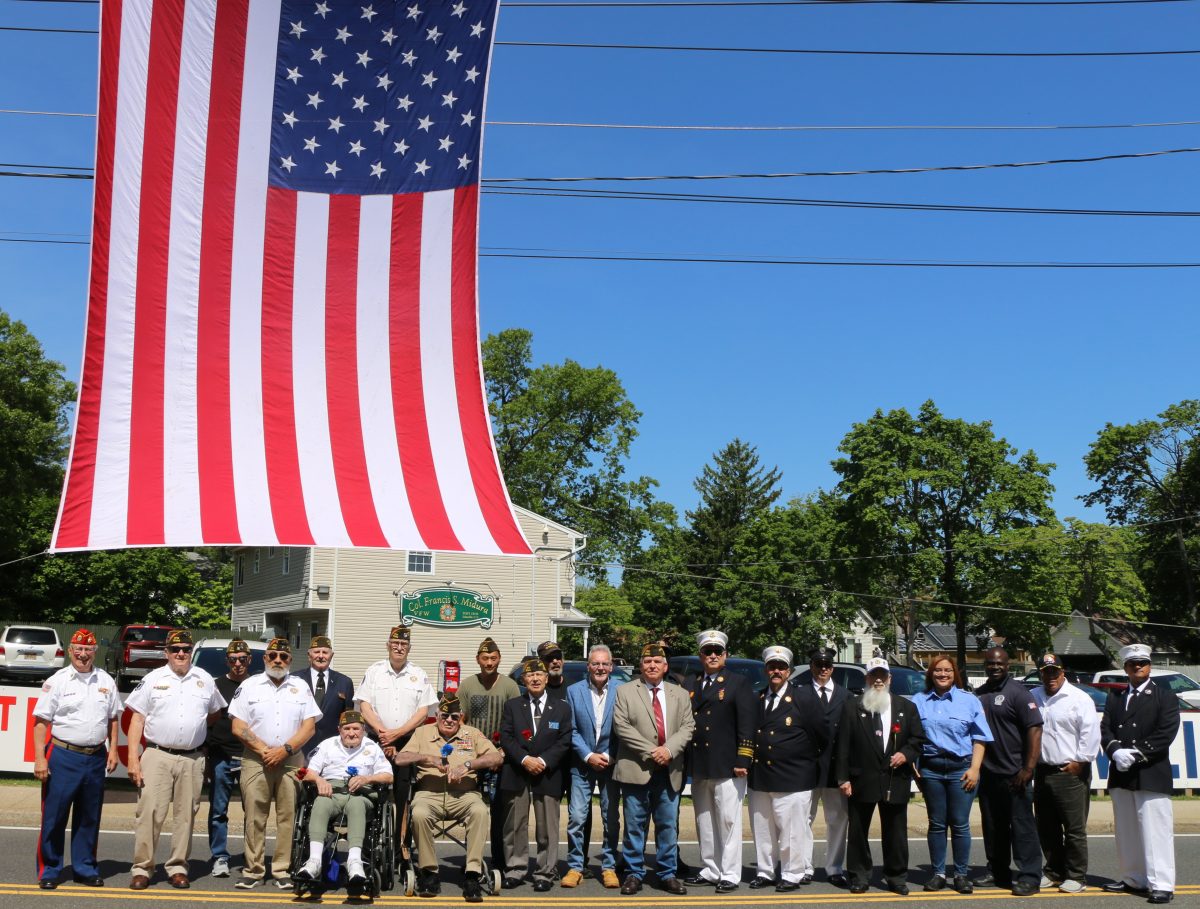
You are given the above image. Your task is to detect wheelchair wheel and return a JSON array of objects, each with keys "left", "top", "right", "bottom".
[
  {"left": 403, "top": 867, "right": 417, "bottom": 896},
  {"left": 370, "top": 868, "right": 382, "bottom": 899},
  {"left": 491, "top": 869, "right": 503, "bottom": 894}
]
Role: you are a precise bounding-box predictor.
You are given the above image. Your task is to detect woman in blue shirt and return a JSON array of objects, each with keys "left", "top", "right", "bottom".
[{"left": 913, "top": 656, "right": 992, "bottom": 893}]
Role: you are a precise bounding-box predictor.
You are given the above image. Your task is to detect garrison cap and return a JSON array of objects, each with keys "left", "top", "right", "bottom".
[
  {"left": 70, "top": 628, "right": 97, "bottom": 647},
  {"left": 309, "top": 635, "right": 332, "bottom": 650},
  {"left": 522, "top": 657, "right": 548, "bottom": 675},
  {"left": 338, "top": 709, "right": 366, "bottom": 727},
  {"left": 166, "top": 629, "right": 194, "bottom": 647},
  {"left": 389, "top": 625, "right": 411, "bottom": 642},
  {"left": 265, "top": 637, "right": 292, "bottom": 654},
  {"left": 226, "top": 638, "right": 251, "bottom": 655},
  {"left": 640, "top": 643, "right": 668, "bottom": 660},
  {"left": 477, "top": 637, "right": 499, "bottom": 655},
  {"left": 438, "top": 694, "right": 463, "bottom": 715}
]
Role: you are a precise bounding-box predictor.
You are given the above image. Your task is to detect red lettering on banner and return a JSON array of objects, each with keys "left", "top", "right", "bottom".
[
  {"left": 25, "top": 697, "right": 40, "bottom": 763},
  {"left": 0, "top": 695, "right": 14, "bottom": 729}
]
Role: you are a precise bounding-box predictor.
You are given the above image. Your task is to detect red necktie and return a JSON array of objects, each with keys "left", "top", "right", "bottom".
[{"left": 652, "top": 686, "right": 666, "bottom": 746}]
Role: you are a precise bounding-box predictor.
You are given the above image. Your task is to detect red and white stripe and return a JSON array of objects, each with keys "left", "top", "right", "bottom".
[{"left": 53, "top": 0, "right": 530, "bottom": 556}]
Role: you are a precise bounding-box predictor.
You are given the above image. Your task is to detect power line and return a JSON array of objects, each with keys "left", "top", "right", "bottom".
[
  {"left": 498, "top": 39, "right": 1200, "bottom": 57},
  {"left": 485, "top": 146, "right": 1200, "bottom": 181},
  {"left": 0, "top": 169, "right": 91, "bottom": 180},
  {"left": 0, "top": 161, "right": 92, "bottom": 171},
  {"left": 484, "top": 186, "right": 1200, "bottom": 217},
  {"left": 0, "top": 108, "right": 95, "bottom": 118},
  {"left": 0, "top": 24, "right": 96, "bottom": 33},
  {"left": 489, "top": 118, "right": 1200, "bottom": 132}
]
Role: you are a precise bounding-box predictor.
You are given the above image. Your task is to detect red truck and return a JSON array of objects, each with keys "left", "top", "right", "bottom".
[{"left": 106, "top": 624, "right": 179, "bottom": 691}]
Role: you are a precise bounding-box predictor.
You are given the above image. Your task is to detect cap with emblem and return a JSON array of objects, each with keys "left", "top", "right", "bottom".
[
  {"left": 69, "top": 628, "right": 98, "bottom": 647},
  {"left": 808, "top": 646, "right": 836, "bottom": 664},
  {"left": 522, "top": 657, "right": 548, "bottom": 675},
  {"left": 165, "top": 629, "right": 193, "bottom": 647},
  {"left": 439, "top": 694, "right": 462, "bottom": 715},
  {"left": 762, "top": 645, "right": 793, "bottom": 667},
  {"left": 536, "top": 640, "right": 563, "bottom": 661},
  {"left": 1039, "top": 653, "right": 1064, "bottom": 671},
  {"left": 309, "top": 635, "right": 332, "bottom": 650},
  {"left": 265, "top": 637, "right": 291, "bottom": 654},
  {"left": 696, "top": 629, "right": 729, "bottom": 650},
  {"left": 640, "top": 642, "right": 668, "bottom": 660},
  {"left": 389, "top": 625, "right": 412, "bottom": 642},
  {"left": 338, "top": 709, "right": 366, "bottom": 727},
  {"left": 226, "top": 638, "right": 250, "bottom": 655},
  {"left": 865, "top": 656, "right": 891, "bottom": 675},
  {"left": 477, "top": 637, "right": 499, "bottom": 655},
  {"left": 1120, "top": 643, "right": 1152, "bottom": 664}
]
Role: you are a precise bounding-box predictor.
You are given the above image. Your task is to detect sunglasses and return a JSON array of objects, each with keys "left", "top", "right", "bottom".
[
  {"left": 168, "top": 645, "right": 193, "bottom": 654},
  {"left": 437, "top": 712, "right": 462, "bottom": 719},
  {"left": 1127, "top": 660, "right": 1151, "bottom": 668},
  {"left": 227, "top": 655, "right": 250, "bottom": 663},
  {"left": 701, "top": 647, "right": 725, "bottom": 656},
  {"left": 266, "top": 652, "right": 291, "bottom": 662}
]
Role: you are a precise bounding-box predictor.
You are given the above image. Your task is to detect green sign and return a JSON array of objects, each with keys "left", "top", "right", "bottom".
[{"left": 400, "top": 587, "right": 495, "bottom": 629}]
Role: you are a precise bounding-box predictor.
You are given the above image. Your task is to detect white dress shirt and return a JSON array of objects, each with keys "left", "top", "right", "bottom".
[
  {"left": 124, "top": 664, "right": 226, "bottom": 750},
  {"left": 34, "top": 665, "right": 122, "bottom": 747},
  {"left": 354, "top": 659, "right": 437, "bottom": 728},
  {"left": 228, "top": 672, "right": 321, "bottom": 747},
  {"left": 307, "top": 737, "right": 391, "bottom": 781},
  {"left": 1034, "top": 680, "right": 1101, "bottom": 764}
]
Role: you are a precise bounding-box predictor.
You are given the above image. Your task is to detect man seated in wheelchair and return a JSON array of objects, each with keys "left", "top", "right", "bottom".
[
  {"left": 394, "top": 693, "right": 503, "bottom": 901},
  {"left": 296, "top": 710, "right": 393, "bottom": 887}
]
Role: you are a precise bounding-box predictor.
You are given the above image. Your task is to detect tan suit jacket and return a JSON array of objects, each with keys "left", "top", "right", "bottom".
[{"left": 612, "top": 680, "right": 695, "bottom": 791}]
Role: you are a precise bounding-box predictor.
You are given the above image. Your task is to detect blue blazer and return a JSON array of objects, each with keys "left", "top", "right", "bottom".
[
  {"left": 297, "top": 667, "right": 356, "bottom": 756},
  {"left": 566, "top": 677, "right": 623, "bottom": 764}
]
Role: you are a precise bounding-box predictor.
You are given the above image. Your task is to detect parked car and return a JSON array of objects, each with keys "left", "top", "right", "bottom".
[
  {"left": 667, "top": 655, "right": 768, "bottom": 693},
  {"left": 509, "top": 659, "right": 634, "bottom": 694},
  {"left": 791, "top": 661, "right": 866, "bottom": 694},
  {"left": 106, "top": 624, "right": 179, "bottom": 691},
  {"left": 0, "top": 625, "right": 64, "bottom": 683},
  {"left": 1091, "top": 668, "right": 1200, "bottom": 709},
  {"left": 1089, "top": 679, "right": 1198, "bottom": 712},
  {"left": 192, "top": 638, "right": 268, "bottom": 679},
  {"left": 1021, "top": 677, "right": 1110, "bottom": 711}
]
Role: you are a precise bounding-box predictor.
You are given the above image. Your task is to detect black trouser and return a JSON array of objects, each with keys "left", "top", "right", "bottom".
[
  {"left": 1034, "top": 764, "right": 1091, "bottom": 883},
  {"left": 846, "top": 799, "right": 909, "bottom": 889},
  {"left": 978, "top": 768, "right": 1042, "bottom": 888}
]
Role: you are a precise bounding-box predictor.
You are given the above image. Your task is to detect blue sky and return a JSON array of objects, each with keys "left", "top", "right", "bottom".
[{"left": 1, "top": 0, "right": 1197, "bottom": 529}]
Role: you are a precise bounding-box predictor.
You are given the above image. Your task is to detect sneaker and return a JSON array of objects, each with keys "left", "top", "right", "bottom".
[
  {"left": 297, "top": 859, "right": 322, "bottom": 881},
  {"left": 1040, "top": 875, "right": 1062, "bottom": 889},
  {"left": 212, "top": 857, "right": 230, "bottom": 878},
  {"left": 347, "top": 860, "right": 367, "bottom": 882},
  {"left": 272, "top": 877, "right": 293, "bottom": 889},
  {"left": 1059, "top": 880, "right": 1087, "bottom": 893},
  {"left": 234, "top": 877, "right": 260, "bottom": 889}
]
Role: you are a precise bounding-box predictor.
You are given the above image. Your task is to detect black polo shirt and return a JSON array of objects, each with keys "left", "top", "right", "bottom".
[{"left": 976, "top": 675, "right": 1043, "bottom": 776}]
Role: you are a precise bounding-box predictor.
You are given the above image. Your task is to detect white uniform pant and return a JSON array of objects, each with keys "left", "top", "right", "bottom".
[
  {"left": 1111, "top": 788, "right": 1174, "bottom": 892},
  {"left": 806, "top": 786, "right": 849, "bottom": 875},
  {"left": 692, "top": 776, "right": 746, "bottom": 884},
  {"left": 750, "top": 789, "right": 812, "bottom": 884}
]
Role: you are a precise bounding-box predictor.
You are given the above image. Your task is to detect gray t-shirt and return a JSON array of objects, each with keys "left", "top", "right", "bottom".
[{"left": 456, "top": 673, "right": 520, "bottom": 745}]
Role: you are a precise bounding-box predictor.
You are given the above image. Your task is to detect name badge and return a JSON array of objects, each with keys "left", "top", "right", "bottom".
[{"left": 548, "top": 721, "right": 560, "bottom": 730}]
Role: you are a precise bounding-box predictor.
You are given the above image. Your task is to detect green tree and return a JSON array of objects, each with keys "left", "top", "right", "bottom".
[
  {"left": 0, "top": 311, "right": 76, "bottom": 619},
  {"left": 688, "top": 439, "right": 782, "bottom": 569},
  {"left": 573, "top": 581, "right": 648, "bottom": 664},
  {"left": 483, "top": 328, "right": 672, "bottom": 578},
  {"left": 1082, "top": 400, "right": 1200, "bottom": 625},
  {"left": 833, "top": 400, "right": 1057, "bottom": 670}
]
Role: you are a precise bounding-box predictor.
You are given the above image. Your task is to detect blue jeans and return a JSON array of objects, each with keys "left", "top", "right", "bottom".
[
  {"left": 921, "top": 755, "right": 976, "bottom": 877},
  {"left": 621, "top": 771, "right": 679, "bottom": 881},
  {"left": 207, "top": 755, "right": 241, "bottom": 862},
  {"left": 567, "top": 764, "right": 621, "bottom": 872}
]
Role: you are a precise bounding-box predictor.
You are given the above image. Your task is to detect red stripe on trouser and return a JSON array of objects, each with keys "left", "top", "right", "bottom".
[
  {"left": 36, "top": 740, "right": 54, "bottom": 878},
  {"left": 450, "top": 184, "right": 530, "bottom": 554},
  {"left": 388, "top": 193, "right": 461, "bottom": 550},
  {"left": 126, "top": 0, "right": 188, "bottom": 544},
  {"left": 195, "top": 0, "right": 250, "bottom": 543},
  {"left": 325, "top": 196, "right": 388, "bottom": 547},
  {"left": 53, "top": 0, "right": 126, "bottom": 549},
  {"left": 260, "top": 188, "right": 313, "bottom": 543}
]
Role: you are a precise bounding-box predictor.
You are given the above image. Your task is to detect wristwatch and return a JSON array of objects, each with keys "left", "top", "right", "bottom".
[
  {"left": 284, "top": 743, "right": 294, "bottom": 756},
  {"left": 464, "top": 760, "right": 473, "bottom": 771}
]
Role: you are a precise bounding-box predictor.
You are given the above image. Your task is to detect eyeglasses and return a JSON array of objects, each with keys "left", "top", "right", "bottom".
[
  {"left": 168, "top": 646, "right": 193, "bottom": 654},
  {"left": 227, "top": 655, "right": 250, "bottom": 664},
  {"left": 589, "top": 662, "right": 612, "bottom": 669},
  {"left": 700, "top": 647, "right": 725, "bottom": 656},
  {"left": 265, "top": 652, "right": 291, "bottom": 662},
  {"left": 388, "top": 641, "right": 409, "bottom": 647}
]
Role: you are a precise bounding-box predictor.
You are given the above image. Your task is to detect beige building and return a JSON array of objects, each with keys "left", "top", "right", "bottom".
[{"left": 230, "top": 507, "right": 588, "bottom": 687}]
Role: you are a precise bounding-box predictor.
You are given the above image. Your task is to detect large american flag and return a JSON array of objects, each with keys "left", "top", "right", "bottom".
[{"left": 52, "top": 0, "right": 532, "bottom": 555}]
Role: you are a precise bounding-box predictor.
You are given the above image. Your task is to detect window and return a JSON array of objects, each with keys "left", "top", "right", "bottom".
[
  {"left": 267, "top": 547, "right": 275, "bottom": 558},
  {"left": 282, "top": 547, "right": 291, "bottom": 575},
  {"left": 407, "top": 550, "right": 434, "bottom": 574},
  {"left": 236, "top": 555, "right": 245, "bottom": 586},
  {"left": 252, "top": 549, "right": 260, "bottom": 574}
]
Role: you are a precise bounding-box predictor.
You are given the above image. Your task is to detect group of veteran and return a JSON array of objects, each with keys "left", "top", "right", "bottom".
[{"left": 29, "top": 624, "right": 1184, "bottom": 906}]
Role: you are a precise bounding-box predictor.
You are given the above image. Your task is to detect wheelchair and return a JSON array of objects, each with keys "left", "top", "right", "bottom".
[
  {"left": 290, "top": 780, "right": 396, "bottom": 899},
  {"left": 396, "top": 769, "right": 503, "bottom": 898}
]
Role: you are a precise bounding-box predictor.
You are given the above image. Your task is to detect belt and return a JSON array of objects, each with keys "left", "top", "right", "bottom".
[
  {"left": 147, "top": 742, "right": 203, "bottom": 757},
  {"left": 1037, "top": 762, "right": 1090, "bottom": 773},
  {"left": 51, "top": 737, "right": 105, "bottom": 755}
]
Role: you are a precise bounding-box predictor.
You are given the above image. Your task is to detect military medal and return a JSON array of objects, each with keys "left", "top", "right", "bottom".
[
  {"left": 786, "top": 716, "right": 793, "bottom": 726},
  {"left": 719, "top": 690, "right": 725, "bottom": 700}
]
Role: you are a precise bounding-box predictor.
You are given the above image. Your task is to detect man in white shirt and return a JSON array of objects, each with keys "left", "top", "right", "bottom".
[
  {"left": 295, "top": 709, "right": 393, "bottom": 893},
  {"left": 32, "top": 628, "right": 122, "bottom": 889},
  {"left": 125, "top": 630, "right": 226, "bottom": 890},
  {"left": 230, "top": 637, "right": 321, "bottom": 889},
  {"left": 1031, "top": 654, "right": 1100, "bottom": 893}
]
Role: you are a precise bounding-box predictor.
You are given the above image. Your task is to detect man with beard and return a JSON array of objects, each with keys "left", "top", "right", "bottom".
[
  {"left": 125, "top": 630, "right": 226, "bottom": 890},
  {"left": 748, "top": 645, "right": 826, "bottom": 893},
  {"left": 974, "top": 647, "right": 1043, "bottom": 896},
  {"left": 206, "top": 639, "right": 253, "bottom": 879},
  {"left": 32, "top": 629, "right": 122, "bottom": 889},
  {"left": 685, "top": 629, "right": 755, "bottom": 893},
  {"left": 298, "top": 635, "right": 355, "bottom": 756},
  {"left": 538, "top": 641, "right": 569, "bottom": 701},
  {"left": 230, "top": 638, "right": 320, "bottom": 889},
  {"left": 836, "top": 658, "right": 926, "bottom": 896},
  {"left": 804, "top": 646, "right": 850, "bottom": 887}
]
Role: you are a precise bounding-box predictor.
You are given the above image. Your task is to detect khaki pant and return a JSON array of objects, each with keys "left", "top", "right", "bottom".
[
  {"left": 132, "top": 747, "right": 205, "bottom": 879},
  {"left": 309, "top": 790, "right": 375, "bottom": 849},
  {"left": 411, "top": 789, "right": 489, "bottom": 874},
  {"left": 240, "top": 752, "right": 303, "bottom": 880}
]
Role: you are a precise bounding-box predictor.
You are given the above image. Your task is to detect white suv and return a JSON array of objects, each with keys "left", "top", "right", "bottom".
[{"left": 0, "top": 625, "right": 65, "bottom": 683}]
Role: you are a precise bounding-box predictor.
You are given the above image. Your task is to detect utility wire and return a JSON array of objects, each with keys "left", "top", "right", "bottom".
[
  {"left": 486, "top": 146, "right": 1200, "bottom": 181},
  {"left": 484, "top": 186, "right": 1200, "bottom": 217},
  {"left": 490, "top": 118, "right": 1200, "bottom": 132},
  {"left": 0, "top": 108, "right": 95, "bottom": 117},
  {"left": 482, "top": 249, "right": 1200, "bottom": 267},
  {"left": 498, "top": 39, "right": 1200, "bottom": 57}
]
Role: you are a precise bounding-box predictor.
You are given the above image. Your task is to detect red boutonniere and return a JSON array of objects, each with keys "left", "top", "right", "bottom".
[
  {"left": 491, "top": 731, "right": 501, "bottom": 745},
  {"left": 521, "top": 729, "right": 533, "bottom": 741},
  {"left": 891, "top": 722, "right": 901, "bottom": 735},
  {"left": 296, "top": 767, "right": 308, "bottom": 780}
]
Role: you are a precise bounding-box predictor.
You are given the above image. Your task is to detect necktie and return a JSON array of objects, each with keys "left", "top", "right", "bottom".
[
  {"left": 651, "top": 687, "right": 666, "bottom": 746},
  {"left": 703, "top": 676, "right": 713, "bottom": 693},
  {"left": 766, "top": 691, "right": 777, "bottom": 713},
  {"left": 820, "top": 686, "right": 829, "bottom": 706},
  {"left": 315, "top": 670, "right": 326, "bottom": 707},
  {"left": 873, "top": 711, "right": 884, "bottom": 750},
  {"left": 532, "top": 698, "right": 542, "bottom": 733}
]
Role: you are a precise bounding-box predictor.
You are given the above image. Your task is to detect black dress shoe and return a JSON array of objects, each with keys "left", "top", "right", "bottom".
[
  {"left": 776, "top": 881, "right": 800, "bottom": 892},
  {"left": 502, "top": 876, "right": 524, "bottom": 890},
  {"left": 888, "top": 883, "right": 910, "bottom": 896},
  {"left": 1105, "top": 881, "right": 1149, "bottom": 895},
  {"left": 924, "top": 875, "right": 946, "bottom": 892},
  {"left": 620, "top": 875, "right": 643, "bottom": 895},
  {"left": 1011, "top": 882, "right": 1040, "bottom": 897},
  {"left": 748, "top": 876, "right": 775, "bottom": 889},
  {"left": 1148, "top": 892, "right": 1174, "bottom": 904},
  {"left": 533, "top": 879, "right": 553, "bottom": 892},
  {"left": 39, "top": 879, "right": 58, "bottom": 890},
  {"left": 683, "top": 874, "right": 714, "bottom": 886},
  {"left": 953, "top": 875, "right": 974, "bottom": 894},
  {"left": 829, "top": 873, "right": 848, "bottom": 888},
  {"left": 715, "top": 880, "right": 739, "bottom": 893},
  {"left": 660, "top": 877, "right": 687, "bottom": 895},
  {"left": 849, "top": 882, "right": 869, "bottom": 894},
  {"left": 73, "top": 875, "right": 104, "bottom": 886}
]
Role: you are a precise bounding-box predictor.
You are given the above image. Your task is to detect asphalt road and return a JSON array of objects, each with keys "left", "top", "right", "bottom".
[{"left": 6, "top": 824, "right": 1200, "bottom": 908}]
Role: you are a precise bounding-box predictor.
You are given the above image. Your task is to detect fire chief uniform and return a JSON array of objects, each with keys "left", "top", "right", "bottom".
[
  {"left": 33, "top": 657, "right": 122, "bottom": 886},
  {"left": 229, "top": 672, "right": 321, "bottom": 883},
  {"left": 686, "top": 665, "right": 755, "bottom": 888}
]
